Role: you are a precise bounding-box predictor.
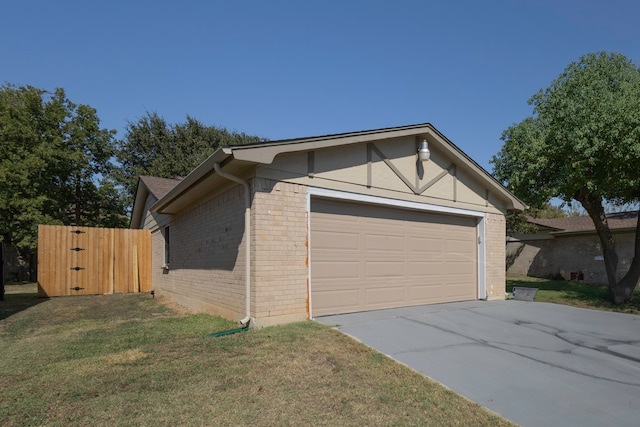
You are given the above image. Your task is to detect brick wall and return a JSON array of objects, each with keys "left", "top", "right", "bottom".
[
  {"left": 507, "top": 231, "right": 635, "bottom": 284},
  {"left": 252, "top": 178, "right": 309, "bottom": 326},
  {"left": 148, "top": 176, "right": 508, "bottom": 323},
  {"left": 151, "top": 185, "right": 248, "bottom": 321},
  {"left": 485, "top": 212, "right": 506, "bottom": 300}
]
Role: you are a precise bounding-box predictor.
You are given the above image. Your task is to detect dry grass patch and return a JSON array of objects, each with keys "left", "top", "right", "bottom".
[{"left": 0, "top": 290, "right": 514, "bottom": 426}]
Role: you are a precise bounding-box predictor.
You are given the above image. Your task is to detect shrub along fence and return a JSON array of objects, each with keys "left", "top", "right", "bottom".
[{"left": 37, "top": 225, "right": 152, "bottom": 297}]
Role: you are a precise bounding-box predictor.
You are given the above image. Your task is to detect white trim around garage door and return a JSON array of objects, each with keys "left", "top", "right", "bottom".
[{"left": 306, "top": 187, "right": 487, "bottom": 318}]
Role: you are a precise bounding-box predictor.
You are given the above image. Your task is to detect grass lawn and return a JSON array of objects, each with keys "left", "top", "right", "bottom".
[
  {"left": 507, "top": 276, "right": 640, "bottom": 314},
  {"left": 0, "top": 284, "right": 514, "bottom": 427}
]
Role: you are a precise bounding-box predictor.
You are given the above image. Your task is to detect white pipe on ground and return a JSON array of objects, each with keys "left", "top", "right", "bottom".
[{"left": 213, "top": 162, "right": 252, "bottom": 326}]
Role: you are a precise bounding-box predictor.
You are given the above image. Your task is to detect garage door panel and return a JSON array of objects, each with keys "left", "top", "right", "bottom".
[
  {"left": 365, "top": 234, "right": 405, "bottom": 251},
  {"left": 312, "top": 261, "right": 360, "bottom": 279},
  {"left": 409, "top": 284, "right": 444, "bottom": 301},
  {"left": 408, "top": 261, "right": 444, "bottom": 276},
  {"left": 409, "top": 237, "right": 444, "bottom": 251},
  {"left": 446, "top": 283, "right": 478, "bottom": 298},
  {"left": 365, "top": 261, "right": 405, "bottom": 277},
  {"left": 311, "top": 198, "right": 477, "bottom": 316},
  {"left": 446, "top": 262, "right": 476, "bottom": 274},
  {"left": 313, "top": 230, "right": 360, "bottom": 250},
  {"left": 313, "top": 289, "right": 360, "bottom": 312},
  {"left": 446, "top": 240, "right": 476, "bottom": 253},
  {"left": 365, "top": 286, "right": 406, "bottom": 306}
]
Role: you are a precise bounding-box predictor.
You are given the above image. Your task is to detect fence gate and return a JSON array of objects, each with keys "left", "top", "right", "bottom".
[{"left": 37, "top": 225, "right": 152, "bottom": 297}]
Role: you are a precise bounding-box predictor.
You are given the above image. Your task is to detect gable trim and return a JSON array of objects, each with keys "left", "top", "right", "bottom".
[{"left": 150, "top": 123, "right": 526, "bottom": 215}]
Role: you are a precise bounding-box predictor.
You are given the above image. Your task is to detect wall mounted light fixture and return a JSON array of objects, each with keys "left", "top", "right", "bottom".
[{"left": 418, "top": 139, "right": 430, "bottom": 162}]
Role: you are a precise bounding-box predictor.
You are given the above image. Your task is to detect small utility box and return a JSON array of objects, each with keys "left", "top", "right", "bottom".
[{"left": 512, "top": 287, "right": 538, "bottom": 302}]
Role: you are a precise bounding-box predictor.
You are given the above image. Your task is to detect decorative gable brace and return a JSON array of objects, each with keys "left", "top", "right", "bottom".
[{"left": 367, "top": 142, "right": 458, "bottom": 200}]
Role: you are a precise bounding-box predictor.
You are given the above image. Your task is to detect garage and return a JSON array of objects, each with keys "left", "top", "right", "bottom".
[
  {"left": 134, "top": 123, "right": 523, "bottom": 326},
  {"left": 310, "top": 197, "right": 478, "bottom": 317}
]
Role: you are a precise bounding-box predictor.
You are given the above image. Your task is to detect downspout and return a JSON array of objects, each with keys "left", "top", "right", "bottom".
[{"left": 213, "top": 162, "right": 252, "bottom": 326}]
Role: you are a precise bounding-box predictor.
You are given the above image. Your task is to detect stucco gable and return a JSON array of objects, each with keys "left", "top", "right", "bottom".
[
  {"left": 261, "top": 135, "right": 502, "bottom": 211},
  {"left": 151, "top": 123, "right": 525, "bottom": 215}
]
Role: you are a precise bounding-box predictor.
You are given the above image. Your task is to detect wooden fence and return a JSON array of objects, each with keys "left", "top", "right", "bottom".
[{"left": 37, "top": 225, "right": 152, "bottom": 297}]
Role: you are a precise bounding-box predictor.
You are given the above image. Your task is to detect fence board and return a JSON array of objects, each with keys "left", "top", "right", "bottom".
[{"left": 37, "top": 225, "right": 151, "bottom": 297}]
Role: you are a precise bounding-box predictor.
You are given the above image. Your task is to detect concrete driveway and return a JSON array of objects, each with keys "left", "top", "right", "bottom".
[{"left": 317, "top": 300, "right": 640, "bottom": 427}]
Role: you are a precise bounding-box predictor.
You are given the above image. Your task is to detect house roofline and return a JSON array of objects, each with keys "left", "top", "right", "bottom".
[
  {"left": 150, "top": 123, "right": 526, "bottom": 214},
  {"left": 130, "top": 178, "right": 148, "bottom": 229},
  {"left": 549, "top": 227, "right": 637, "bottom": 237}
]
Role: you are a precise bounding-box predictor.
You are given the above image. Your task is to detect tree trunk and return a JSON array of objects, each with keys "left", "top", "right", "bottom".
[
  {"left": 574, "top": 190, "right": 620, "bottom": 297},
  {"left": 613, "top": 211, "right": 640, "bottom": 304},
  {"left": 575, "top": 190, "right": 640, "bottom": 304}
]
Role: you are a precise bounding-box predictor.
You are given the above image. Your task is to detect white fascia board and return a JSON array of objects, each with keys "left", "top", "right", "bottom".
[{"left": 307, "top": 187, "right": 485, "bottom": 218}]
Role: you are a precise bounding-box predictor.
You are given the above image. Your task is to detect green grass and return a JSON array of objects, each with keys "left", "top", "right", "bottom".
[
  {"left": 507, "top": 276, "right": 640, "bottom": 314},
  {"left": 0, "top": 286, "right": 514, "bottom": 427}
]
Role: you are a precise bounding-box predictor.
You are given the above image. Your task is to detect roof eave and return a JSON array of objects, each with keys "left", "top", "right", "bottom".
[
  {"left": 229, "top": 123, "right": 437, "bottom": 163},
  {"left": 130, "top": 178, "right": 149, "bottom": 229},
  {"left": 549, "top": 227, "right": 636, "bottom": 236},
  {"left": 229, "top": 123, "right": 525, "bottom": 211},
  {"left": 150, "top": 122, "right": 526, "bottom": 214},
  {"left": 425, "top": 126, "right": 526, "bottom": 211},
  {"left": 150, "top": 147, "right": 232, "bottom": 213}
]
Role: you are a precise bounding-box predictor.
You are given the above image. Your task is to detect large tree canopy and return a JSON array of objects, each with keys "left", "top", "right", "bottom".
[
  {"left": 0, "top": 84, "right": 127, "bottom": 254},
  {"left": 114, "top": 112, "right": 265, "bottom": 208},
  {"left": 492, "top": 52, "right": 640, "bottom": 304}
]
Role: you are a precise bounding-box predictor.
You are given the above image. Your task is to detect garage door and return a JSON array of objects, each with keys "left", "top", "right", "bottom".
[{"left": 310, "top": 198, "right": 478, "bottom": 316}]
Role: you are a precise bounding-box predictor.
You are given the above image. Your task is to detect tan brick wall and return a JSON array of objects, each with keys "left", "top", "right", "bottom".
[
  {"left": 149, "top": 185, "right": 248, "bottom": 321},
  {"left": 147, "top": 176, "right": 508, "bottom": 323},
  {"left": 485, "top": 212, "right": 506, "bottom": 300},
  {"left": 507, "top": 231, "right": 635, "bottom": 284},
  {"left": 252, "top": 178, "right": 309, "bottom": 327}
]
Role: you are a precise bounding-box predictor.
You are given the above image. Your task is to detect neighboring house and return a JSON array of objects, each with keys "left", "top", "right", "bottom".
[
  {"left": 131, "top": 123, "right": 525, "bottom": 327},
  {"left": 506, "top": 212, "right": 638, "bottom": 284}
]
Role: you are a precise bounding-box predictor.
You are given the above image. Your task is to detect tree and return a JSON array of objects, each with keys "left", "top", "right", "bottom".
[
  {"left": 114, "top": 112, "right": 265, "bottom": 209},
  {"left": 0, "top": 84, "right": 127, "bottom": 257},
  {"left": 534, "top": 202, "right": 569, "bottom": 219},
  {"left": 492, "top": 52, "right": 640, "bottom": 304}
]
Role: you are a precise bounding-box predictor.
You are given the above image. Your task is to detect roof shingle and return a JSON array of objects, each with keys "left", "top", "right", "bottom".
[
  {"left": 139, "top": 176, "right": 183, "bottom": 200},
  {"left": 528, "top": 211, "right": 638, "bottom": 232}
]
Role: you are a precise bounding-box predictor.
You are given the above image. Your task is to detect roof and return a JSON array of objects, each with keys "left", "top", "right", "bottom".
[
  {"left": 149, "top": 122, "right": 526, "bottom": 215},
  {"left": 528, "top": 211, "right": 638, "bottom": 234},
  {"left": 139, "top": 175, "right": 183, "bottom": 200},
  {"left": 129, "top": 176, "right": 183, "bottom": 229}
]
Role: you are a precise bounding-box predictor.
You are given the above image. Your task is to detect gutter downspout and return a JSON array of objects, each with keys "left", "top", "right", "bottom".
[{"left": 213, "top": 162, "right": 252, "bottom": 326}]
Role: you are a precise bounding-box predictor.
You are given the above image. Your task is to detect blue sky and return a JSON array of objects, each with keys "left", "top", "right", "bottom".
[{"left": 2, "top": 0, "right": 639, "bottom": 172}]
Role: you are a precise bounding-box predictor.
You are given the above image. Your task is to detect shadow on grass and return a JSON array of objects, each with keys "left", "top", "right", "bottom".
[
  {"left": 0, "top": 283, "right": 48, "bottom": 321},
  {"left": 507, "top": 277, "right": 640, "bottom": 314}
]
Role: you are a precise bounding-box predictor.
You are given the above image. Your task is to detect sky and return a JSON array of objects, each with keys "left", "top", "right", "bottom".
[{"left": 2, "top": 0, "right": 640, "bottom": 172}]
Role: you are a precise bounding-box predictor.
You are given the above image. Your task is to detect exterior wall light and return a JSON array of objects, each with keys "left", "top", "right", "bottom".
[{"left": 418, "top": 139, "right": 430, "bottom": 162}]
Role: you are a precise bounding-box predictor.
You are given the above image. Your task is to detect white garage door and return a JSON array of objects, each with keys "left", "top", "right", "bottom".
[{"left": 310, "top": 198, "right": 478, "bottom": 317}]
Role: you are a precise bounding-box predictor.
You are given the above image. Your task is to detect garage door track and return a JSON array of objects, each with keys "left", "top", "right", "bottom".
[{"left": 317, "top": 300, "right": 640, "bottom": 427}]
